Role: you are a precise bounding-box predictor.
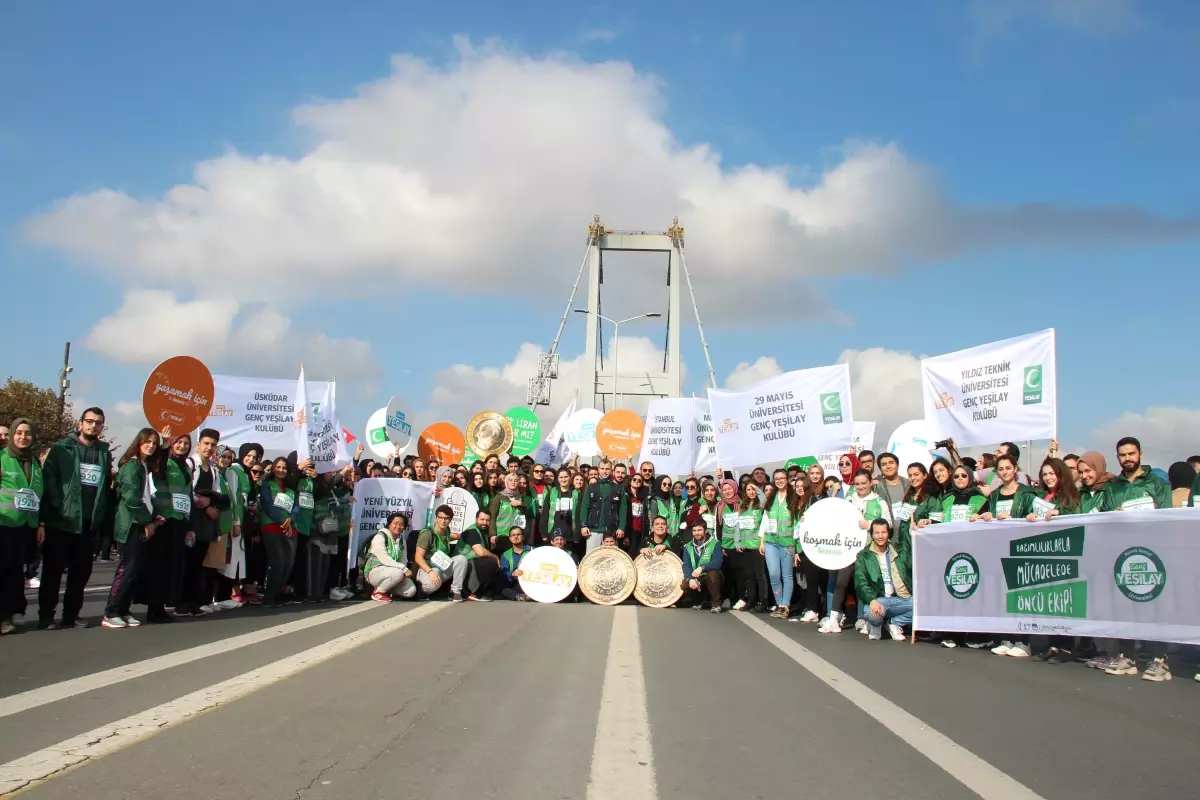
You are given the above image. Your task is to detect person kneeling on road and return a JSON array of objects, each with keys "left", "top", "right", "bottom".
[
  {"left": 364, "top": 512, "right": 417, "bottom": 603},
  {"left": 496, "top": 526, "right": 529, "bottom": 601},
  {"left": 854, "top": 519, "right": 912, "bottom": 641},
  {"left": 681, "top": 519, "right": 724, "bottom": 613},
  {"left": 455, "top": 508, "right": 500, "bottom": 601},
  {"left": 413, "top": 504, "right": 469, "bottom": 602}
]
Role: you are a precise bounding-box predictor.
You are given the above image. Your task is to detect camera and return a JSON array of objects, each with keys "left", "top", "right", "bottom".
[{"left": 934, "top": 439, "right": 953, "bottom": 449}]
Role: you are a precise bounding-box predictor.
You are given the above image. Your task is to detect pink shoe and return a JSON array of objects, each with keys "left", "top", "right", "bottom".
[{"left": 370, "top": 591, "right": 392, "bottom": 603}]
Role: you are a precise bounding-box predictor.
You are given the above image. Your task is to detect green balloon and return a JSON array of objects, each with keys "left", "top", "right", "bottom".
[
  {"left": 786, "top": 456, "right": 819, "bottom": 470},
  {"left": 505, "top": 407, "right": 542, "bottom": 458}
]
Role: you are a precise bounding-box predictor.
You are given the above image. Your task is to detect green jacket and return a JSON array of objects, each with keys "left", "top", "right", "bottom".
[
  {"left": 1105, "top": 466, "right": 1171, "bottom": 511},
  {"left": 113, "top": 458, "right": 153, "bottom": 545},
  {"left": 912, "top": 492, "right": 946, "bottom": 525},
  {"left": 941, "top": 492, "right": 987, "bottom": 523},
  {"left": 1080, "top": 485, "right": 1109, "bottom": 514},
  {"left": 987, "top": 483, "right": 1036, "bottom": 519},
  {"left": 854, "top": 539, "right": 913, "bottom": 606},
  {"left": 579, "top": 479, "right": 628, "bottom": 533},
  {"left": 39, "top": 435, "right": 114, "bottom": 534},
  {"left": 1189, "top": 473, "right": 1200, "bottom": 508},
  {"left": 1035, "top": 488, "right": 1081, "bottom": 516}
]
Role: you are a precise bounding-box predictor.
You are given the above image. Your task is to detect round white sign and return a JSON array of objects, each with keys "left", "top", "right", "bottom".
[
  {"left": 517, "top": 546, "right": 579, "bottom": 603},
  {"left": 798, "top": 497, "right": 869, "bottom": 570},
  {"left": 384, "top": 395, "right": 414, "bottom": 449},
  {"left": 886, "top": 419, "right": 935, "bottom": 459},
  {"left": 365, "top": 407, "right": 397, "bottom": 463},
  {"left": 438, "top": 486, "right": 479, "bottom": 538},
  {"left": 562, "top": 408, "right": 604, "bottom": 459}
]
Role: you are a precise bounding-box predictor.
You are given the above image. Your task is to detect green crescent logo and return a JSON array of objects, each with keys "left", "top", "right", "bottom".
[
  {"left": 819, "top": 393, "right": 843, "bottom": 424},
  {"left": 1022, "top": 365, "right": 1044, "bottom": 405}
]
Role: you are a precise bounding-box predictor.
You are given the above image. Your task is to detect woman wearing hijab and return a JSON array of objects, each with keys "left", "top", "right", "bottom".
[
  {"left": 541, "top": 468, "right": 582, "bottom": 560},
  {"left": 102, "top": 428, "right": 163, "bottom": 629},
  {"left": 488, "top": 473, "right": 528, "bottom": 553},
  {"left": 837, "top": 453, "right": 861, "bottom": 498},
  {"left": 469, "top": 471, "right": 490, "bottom": 509},
  {"left": 0, "top": 419, "right": 41, "bottom": 634},
  {"left": 1077, "top": 451, "right": 1115, "bottom": 513},
  {"left": 943, "top": 464, "right": 988, "bottom": 523}
]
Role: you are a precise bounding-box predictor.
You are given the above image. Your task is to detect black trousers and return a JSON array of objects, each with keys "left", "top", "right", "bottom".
[
  {"left": 39, "top": 524, "right": 96, "bottom": 623},
  {"left": 0, "top": 524, "right": 28, "bottom": 621},
  {"left": 106, "top": 525, "right": 145, "bottom": 617},
  {"left": 798, "top": 554, "right": 826, "bottom": 615},
  {"left": 466, "top": 557, "right": 499, "bottom": 595},
  {"left": 736, "top": 549, "right": 770, "bottom": 607},
  {"left": 288, "top": 534, "right": 309, "bottom": 596}
]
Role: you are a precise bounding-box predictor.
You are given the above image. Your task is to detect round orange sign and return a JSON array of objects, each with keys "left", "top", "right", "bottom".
[
  {"left": 417, "top": 422, "right": 466, "bottom": 465},
  {"left": 595, "top": 409, "right": 645, "bottom": 460},
  {"left": 142, "top": 355, "right": 215, "bottom": 438}
]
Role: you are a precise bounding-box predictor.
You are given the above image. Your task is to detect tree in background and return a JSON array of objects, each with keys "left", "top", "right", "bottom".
[{"left": 0, "top": 378, "right": 76, "bottom": 444}]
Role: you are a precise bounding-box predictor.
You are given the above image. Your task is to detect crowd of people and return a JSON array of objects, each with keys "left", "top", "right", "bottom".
[{"left": 2, "top": 410, "right": 1199, "bottom": 684}]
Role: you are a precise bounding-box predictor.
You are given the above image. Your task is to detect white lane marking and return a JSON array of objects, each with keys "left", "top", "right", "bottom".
[
  {"left": 1, "top": 601, "right": 389, "bottom": 719},
  {"left": 0, "top": 602, "right": 449, "bottom": 796},
  {"left": 587, "top": 606, "right": 656, "bottom": 800},
  {"left": 733, "top": 613, "right": 1044, "bottom": 800}
]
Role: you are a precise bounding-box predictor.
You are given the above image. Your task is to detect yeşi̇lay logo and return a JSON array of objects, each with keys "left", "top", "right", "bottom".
[
  {"left": 820, "top": 392, "right": 843, "bottom": 425},
  {"left": 1113, "top": 547, "right": 1166, "bottom": 602},
  {"left": 1022, "top": 365, "right": 1043, "bottom": 405},
  {"left": 944, "top": 553, "right": 980, "bottom": 599}
]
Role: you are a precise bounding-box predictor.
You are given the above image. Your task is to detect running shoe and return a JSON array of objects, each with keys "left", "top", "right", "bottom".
[
  {"left": 451, "top": 591, "right": 464, "bottom": 603},
  {"left": 12, "top": 613, "right": 25, "bottom": 626},
  {"left": 798, "top": 610, "right": 819, "bottom": 623},
  {"left": 468, "top": 594, "right": 492, "bottom": 602},
  {"left": 991, "top": 641, "right": 1014, "bottom": 655},
  {"left": 1006, "top": 643, "right": 1032, "bottom": 658},
  {"left": 941, "top": 639, "right": 958, "bottom": 648},
  {"left": 121, "top": 616, "right": 142, "bottom": 628},
  {"left": 100, "top": 616, "right": 126, "bottom": 629},
  {"left": 854, "top": 618, "right": 868, "bottom": 633},
  {"left": 888, "top": 624, "right": 906, "bottom": 641},
  {"left": 370, "top": 591, "right": 392, "bottom": 603},
  {"left": 0, "top": 620, "right": 13, "bottom": 635},
  {"left": 732, "top": 599, "right": 747, "bottom": 611},
  {"left": 1141, "top": 658, "right": 1172, "bottom": 682},
  {"left": 1105, "top": 656, "right": 1139, "bottom": 676},
  {"left": 1085, "top": 654, "right": 1115, "bottom": 670},
  {"left": 710, "top": 606, "right": 723, "bottom": 614}
]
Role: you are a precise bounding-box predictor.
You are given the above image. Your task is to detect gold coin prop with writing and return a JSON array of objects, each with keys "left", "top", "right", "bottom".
[
  {"left": 579, "top": 546, "right": 637, "bottom": 606},
  {"left": 633, "top": 550, "right": 684, "bottom": 608}
]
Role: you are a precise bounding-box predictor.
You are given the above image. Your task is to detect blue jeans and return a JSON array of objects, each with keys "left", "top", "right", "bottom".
[
  {"left": 764, "top": 543, "right": 794, "bottom": 608},
  {"left": 865, "top": 595, "right": 913, "bottom": 637}
]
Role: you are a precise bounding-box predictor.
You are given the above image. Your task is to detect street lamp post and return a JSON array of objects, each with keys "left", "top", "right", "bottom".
[{"left": 575, "top": 310, "right": 662, "bottom": 409}]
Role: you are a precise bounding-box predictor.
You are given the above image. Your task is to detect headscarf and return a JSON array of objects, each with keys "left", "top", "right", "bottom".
[
  {"left": 238, "top": 442, "right": 263, "bottom": 462},
  {"left": 653, "top": 474, "right": 673, "bottom": 500},
  {"left": 1167, "top": 462, "right": 1194, "bottom": 492},
  {"left": 717, "top": 478, "right": 740, "bottom": 515},
  {"left": 839, "top": 453, "right": 861, "bottom": 484},
  {"left": 949, "top": 466, "right": 983, "bottom": 505},
  {"left": 1079, "top": 451, "right": 1116, "bottom": 491},
  {"left": 5, "top": 418, "right": 33, "bottom": 466},
  {"left": 503, "top": 473, "right": 521, "bottom": 501}
]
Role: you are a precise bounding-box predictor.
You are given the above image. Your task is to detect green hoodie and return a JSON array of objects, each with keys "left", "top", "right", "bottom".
[
  {"left": 39, "top": 435, "right": 114, "bottom": 534},
  {"left": 112, "top": 458, "right": 153, "bottom": 544},
  {"left": 1105, "top": 465, "right": 1171, "bottom": 511},
  {"left": 987, "top": 483, "right": 1036, "bottom": 519}
]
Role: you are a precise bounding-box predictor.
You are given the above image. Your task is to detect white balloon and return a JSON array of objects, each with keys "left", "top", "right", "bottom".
[{"left": 798, "top": 497, "right": 869, "bottom": 570}]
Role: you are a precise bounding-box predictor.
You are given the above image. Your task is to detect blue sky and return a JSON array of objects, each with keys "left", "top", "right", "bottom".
[{"left": 3, "top": 0, "right": 1199, "bottom": 461}]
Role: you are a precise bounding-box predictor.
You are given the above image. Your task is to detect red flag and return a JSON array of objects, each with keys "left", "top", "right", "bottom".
[{"left": 342, "top": 426, "right": 357, "bottom": 443}]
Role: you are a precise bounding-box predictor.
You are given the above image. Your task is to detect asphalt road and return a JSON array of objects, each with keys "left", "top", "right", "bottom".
[{"left": 3, "top": 567, "right": 1199, "bottom": 799}]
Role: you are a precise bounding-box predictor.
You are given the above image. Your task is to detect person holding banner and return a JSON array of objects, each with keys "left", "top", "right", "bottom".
[
  {"left": 758, "top": 470, "right": 800, "bottom": 620},
  {"left": 413, "top": 504, "right": 469, "bottom": 602},
  {"left": 941, "top": 465, "right": 988, "bottom": 523},
  {"left": 978, "top": 455, "right": 1036, "bottom": 522},
  {"left": 1077, "top": 451, "right": 1115, "bottom": 513},
  {"left": 541, "top": 469, "right": 582, "bottom": 561},
  {"left": 1027, "top": 459, "right": 1081, "bottom": 521},
  {"left": 1107, "top": 437, "right": 1171, "bottom": 511},
  {"left": 914, "top": 459, "right": 953, "bottom": 528},
  {"left": 0, "top": 420, "right": 40, "bottom": 635},
  {"left": 363, "top": 512, "right": 417, "bottom": 602},
  {"left": 853, "top": 519, "right": 912, "bottom": 641}
]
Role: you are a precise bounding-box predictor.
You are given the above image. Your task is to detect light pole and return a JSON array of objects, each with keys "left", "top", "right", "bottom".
[{"left": 575, "top": 310, "right": 662, "bottom": 409}]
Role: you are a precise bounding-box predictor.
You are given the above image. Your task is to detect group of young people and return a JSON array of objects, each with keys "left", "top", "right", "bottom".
[{"left": 4, "top": 410, "right": 1199, "bottom": 686}]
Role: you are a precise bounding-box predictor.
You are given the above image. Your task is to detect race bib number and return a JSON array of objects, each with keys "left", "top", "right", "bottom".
[
  {"left": 515, "top": 514, "right": 527, "bottom": 528},
  {"left": 631, "top": 502, "right": 643, "bottom": 517},
  {"left": 172, "top": 493, "right": 191, "bottom": 515},
  {"left": 722, "top": 512, "right": 740, "bottom": 530},
  {"left": 702, "top": 513, "right": 716, "bottom": 530},
  {"left": 1121, "top": 496, "right": 1155, "bottom": 512},
  {"left": 764, "top": 518, "right": 778, "bottom": 534},
  {"left": 929, "top": 511, "right": 944, "bottom": 523},
  {"left": 950, "top": 505, "right": 969, "bottom": 523},
  {"left": 298, "top": 492, "right": 315, "bottom": 510},
  {"left": 894, "top": 503, "right": 914, "bottom": 521},
  {"left": 273, "top": 492, "right": 295, "bottom": 513},
  {"left": 79, "top": 463, "right": 102, "bottom": 487},
  {"left": 430, "top": 550, "right": 453, "bottom": 571},
  {"left": 14, "top": 488, "right": 39, "bottom": 512},
  {"left": 739, "top": 515, "right": 757, "bottom": 530},
  {"left": 1031, "top": 497, "right": 1055, "bottom": 517},
  {"left": 996, "top": 500, "right": 1014, "bottom": 517},
  {"left": 556, "top": 497, "right": 573, "bottom": 512}
]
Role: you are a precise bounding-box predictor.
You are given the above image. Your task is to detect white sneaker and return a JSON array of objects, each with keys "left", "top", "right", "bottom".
[
  {"left": 100, "top": 616, "right": 126, "bottom": 629},
  {"left": 26, "top": 577, "right": 40, "bottom": 589},
  {"left": 887, "top": 624, "right": 905, "bottom": 641},
  {"left": 854, "top": 618, "right": 868, "bottom": 633},
  {"left": 868, "top": 629, "right": 881, "bottom": 641},
  {"left": 732, "top": 599, "right": 747, "bottom": 611},
  {"left": 1006, "top": 642, "right": 1032, "bottom": 658},
  {"left": 198, "top": 604, "right": 218, "bottom": 614},
  {"left": 330, "top": 587, "right": 352, "bottom": 601},
  {"left": 992, "top": 641, "right": 1014, "bottom": 655},
  {"left": 942, "top": 639, "right": 958, "bottom": 648},
  {"left": 799, "top": 610, "right": 819, "bottom": 623},
  {"left": 819, "top": 616, "right": 842, "bottom": 634},
  {"left": 11, "top": 613, "right": 26, "bottom": 627},
  {"left": 216, "top": 599, "right": 242, "bottom": 611},
  {"left": 121, "top": 615, "right": 142, "bottom": 628}
]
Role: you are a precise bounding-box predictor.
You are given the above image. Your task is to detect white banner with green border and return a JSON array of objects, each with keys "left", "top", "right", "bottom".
[{"left": 913, "top": 508, "right": 1200, "bottom": 644}]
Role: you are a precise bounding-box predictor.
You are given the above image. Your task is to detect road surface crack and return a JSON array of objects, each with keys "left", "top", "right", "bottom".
[{"left": 294, "top": 756, "right": 342, "bottom": 799}]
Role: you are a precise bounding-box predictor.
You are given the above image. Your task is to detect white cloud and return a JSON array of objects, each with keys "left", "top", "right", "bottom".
[
  {"left": 25, "top": 38, "right": 1195, "bottom": 326},
  {"left": 86, "top": 290, "right": 379, "bottom": 382},
  {"left": 1089, "top": 406, "right": 1200, "bottom": 467},
  {"left": 724, "top": 356, "right": 782, "bottom": 389}
]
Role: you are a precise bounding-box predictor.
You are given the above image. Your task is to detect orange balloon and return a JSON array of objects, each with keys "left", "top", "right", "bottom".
[
  {"left": 595, "top": 409, "right": 645, "bottom": 460},
  {"left": 418, "top": 422, "right": 466, "bottom": 464},
  {"left": 142, "top": 356, "right": 215, "bottom": 438}
]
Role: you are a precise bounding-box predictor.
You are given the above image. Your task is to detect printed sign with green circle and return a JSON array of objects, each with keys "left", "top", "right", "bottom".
[
  {"left": 461, "top": 447, "right": 481, "bottom": 467},
  {"left": 786, "top": 456, "right": 819, "bottom": 470},
  {"left": 505, "top": 407, "right": 542, "bottom": 458},
  {"left": 944, "top": 552, "right": 980, "bottom": 599},
  {"left": 1113, "top": 546, "right": 1166, "bottom": 602}
]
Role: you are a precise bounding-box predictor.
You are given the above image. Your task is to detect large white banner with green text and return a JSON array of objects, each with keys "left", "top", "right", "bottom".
[{"left": 913, "top": 509, "right": 1200, "bottom": 644}]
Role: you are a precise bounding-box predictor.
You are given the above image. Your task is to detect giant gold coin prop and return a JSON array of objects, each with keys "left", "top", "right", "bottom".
[
  {"left": 633, "top": 550, "right": 685, "bottom": 608},
  {"left": 579, "top": 546, "right": 637, "bottom": 606},
  {"left": 465, "top": 411, "right": 514, "bottom": 459}
]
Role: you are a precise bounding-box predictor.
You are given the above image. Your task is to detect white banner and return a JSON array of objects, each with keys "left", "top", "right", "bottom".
[
  {"left": 308, "top": 381, "right": 351, "bottom": 474},
  {"left": 204, "top": 374, "right": 333, "bottom": 450},
  {"left": 349, "top": 478, "right": 436, "bottom": 575},
  {"left": 533, "top": 397, "right": 577, "bottom": 467},
  {"left": 637, "top": 398, "right": 717, "bottom": 475},
  {"left": 816, "top": 421, "right": 875, "bottom": 475},
  {"left": 708, "top": 365, "right": 854, "bottom": 469},
  {"left": 913, "top": 509, "right": 1200, "bottom": 644},
  {"left": 293, "top": 367, "right": 311, "bottom": 462},
  {"left": 922, "top": 329, "right": 1056, "bottom": 447}
]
